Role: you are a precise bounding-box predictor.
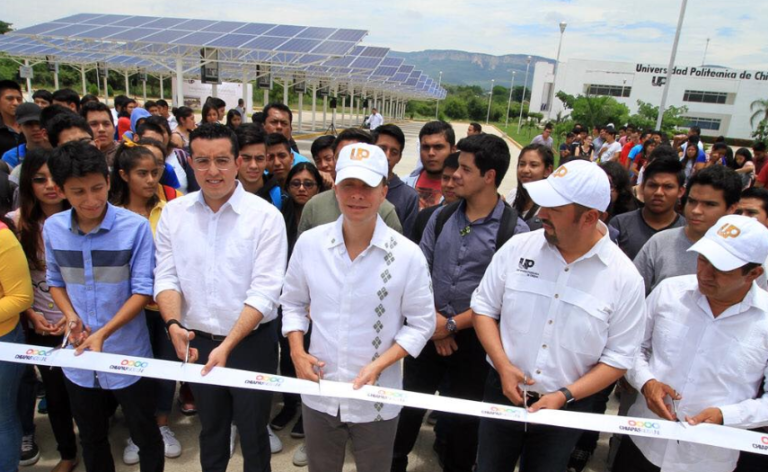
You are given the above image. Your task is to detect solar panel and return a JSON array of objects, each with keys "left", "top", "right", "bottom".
[
  {"left": 350, "top": 57, "right": 382, "bottom": 70},
  {"left": 242, "top": 36, "right": 289, "bottom": 51},
  {"left": 296, "top": 54, "right": 328, "bottom": 65},
  {"left": 359, "top": 47, "right": 388, "bottom": 58},
  {"left": 268, "top": 25, "right": 306, "bottom": 38},
  {"left": 399, "top": 65, "right": 415, "bottom": 74},
  {"left": 107, "top": 28, "right": 160, "bottom": 41},
  {"left": 45, "top": 24, "right": 100, "bottom": 38},
  {"left": 141, "top": 17, "right": 189, "bottom": 29},
  {"left": 171, "top": 32, "right": 222, "bottom": 46},
  {"left": 203, "top": 21, "right": 248, "bottom": 33},
  {"left": 329, "top": 29, "right": 367, "bottom": 42},
  {"left": 73, "top": 26, "right": 129, "bottom": 39},
  {"left": 381, "top": 57, "right": 404, "bottom": 67},
  {"left": 173, "top": 19, "right": 217, "bottom": 31},
  {"left": 56, "top": 13, "right": 103, "bottom": 24},
  {"left": 86, "top": 15, "right": 131, "bottom": 25},
  {"left": 111, "top": 16, "right": 157, "bottom": 28},
  {"left": 234, "top": 23, "right": 277, "bottom": 36},
  {"left": 205, "top": 34, "right": 256, "bottom": 49},
  {"left": 138, "top": 29, "right": 191, "bottom": 44},
  {"left": 312, "top": 41, "right": 355, "bottom": 56},
  {"left": 13, "top": 22, "right": 69, "bottom": 36},
  {"left": 277, "top": 38, "right": 321, "bottom": 54},
  {"left": 373, "top": 66, "right": 399, "bottom": 77},
  {"left": 297, "top": 27, "right": 336, "bottom": 40}
]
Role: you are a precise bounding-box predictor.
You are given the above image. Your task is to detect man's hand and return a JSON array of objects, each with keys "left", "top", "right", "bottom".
[
  {"left": 50, "top": 317, "right": 68, "bottom": 337},
  {"left": 26, "top": 311, "right": 55, "bottom": 336},
  {"left": 353, "top": 362, "right": 383, "bottom": 389},
  {"left": 498, "top": 364, "right": 535, "bottom": 406},
  {"left": 434, "top": 337, "right": 458, "bottom": 357},
  {"left": 291, "top": 350, "right": 325, "bottom": 382},
  {"left": 529, "top": 391, "right": 567, "bottom": 412},
  {"left": 319, "top": 171, "right": 335, "bottom": 189},
  {"left": 66, "top": 317, "right": 90, "bottom": 348},
  {"left": 168, "top": 324, "right": 198, "bottom": 364},
  {"left": 686, "top": 407, "right": 723, "bottom": 426},
  {"left": 641, "top": 379, "right": 681, "bottom": 422},
  {"left": 432, "top": 313, "right": 451, "bottom": 341},
  {"left": 74, "top": 330, "right": 105, "bottom": 355},
  {"left": 201, "top": 344, "right": 230, "bottom": 376}
]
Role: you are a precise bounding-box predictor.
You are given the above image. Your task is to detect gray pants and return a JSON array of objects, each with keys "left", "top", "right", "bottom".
[{"left": 303, "top": 404, "right": 399, "bottom": 472}]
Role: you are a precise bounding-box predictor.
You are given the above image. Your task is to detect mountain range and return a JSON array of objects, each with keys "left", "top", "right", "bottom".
[{"left": 388, "top": 50, "right": 555, "bottom": 89}]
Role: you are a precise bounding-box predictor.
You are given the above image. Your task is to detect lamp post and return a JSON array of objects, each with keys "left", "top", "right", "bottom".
[
  {"left": 435, "top": 70, "right": 442, "bottom": 119},
  {"left": 486, "top": 79, "right": 495, "bottom": 124},
  {"left": 656, "top": 0, "right": 688, "bottom": 131},
  {"left": 548, "top": 21, "right": 567, "bottom": 120},
  {"left": 517, "top": 55, "right": 531, "bottom": 133},
  {"left": 505, "top": 71, "right": 516, "bottom": 128}
]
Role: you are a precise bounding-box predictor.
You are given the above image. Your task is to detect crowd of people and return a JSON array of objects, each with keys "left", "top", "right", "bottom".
[{"left": 0, "top": 76, "right": 767, "bottom": 472}]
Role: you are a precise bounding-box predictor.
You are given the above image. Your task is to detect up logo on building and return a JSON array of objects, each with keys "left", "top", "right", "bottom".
[{"left": 717, "top": 223, "right": 741, "bottom": 239}]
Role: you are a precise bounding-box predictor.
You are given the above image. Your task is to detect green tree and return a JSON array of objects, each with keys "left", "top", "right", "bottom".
[
  {"left": 627, "top": 100, "right": 688, "bottom": 134},
  {"left": 443, "top": 96, "right": 468, "bottom": 120},
  {"left": 556, "top": 91, "right": 576, "bottom": 111},
  {"left": 0, "top": 21, "right": 12, "bottom": 35},
  {"left": 512, "top": 85, "right": 530, "bottom": 103},
  {"left": 750, "top": 99, "right": 768, "bottom": 129},
  {"left": 570, "top": 95, "right": 629, "bottom": 130}
]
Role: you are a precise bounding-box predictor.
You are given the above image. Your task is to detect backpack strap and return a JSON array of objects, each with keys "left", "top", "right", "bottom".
[
  {"left": 433, "top": 201, "right": 462, "bottom": 242},
  {"left": 163, "top": 185, "right": 177, "bottom": 202},
  {"left": 496, "top": 203, "right": 519, "bottom": 251},
  {"left": 269, "top": 186, "right": 283, "bottom": 211}
]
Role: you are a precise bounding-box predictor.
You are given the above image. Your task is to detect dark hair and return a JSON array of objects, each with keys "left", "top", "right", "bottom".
[
  {"left": 109, "top": 142, "right": 160, "bottom": 208},
  {"left": 172, "top": 106, "right": 194, "bottom": 122},
  {"left": 202, "top": 102, "right": 219, "bottom": 123},
  {"left": 144, "top": 100, "right": 157, "bottom": 110},
  {"left": 236, "top": 124, "right": 265, "bottom": 150},
  {"left": 372, "top": 124, "right": 405, "bottom": 151},
  {"left": 544, "top": 122, "right": 554, "bottom": 131},
  {"left": 647, "top": 143, "right": 677, "bottom": 165},
  {"left": 189, "top": 123, "right": 239, "bottom": 157},
  {"left": 17, "top": 149, "right": 70, "bottom": 270},
  {"left": 49, "top": 141, "right": 108, "bottom": 188},
  {"left": 226, "top": 109, "right": 242, "bottom": 130},
  {"left": 156, "top": 99, "right": 169, "bottom": 108},
  {"left": 643, "top": 155, "right": 685, "bottom": 187},
  {"left": 566, "top": 132, "right": 575, "bottom": 139},
  {"left": 263, "top": 102, "right": 293, "bottom": 124},
  {"left": 52, "top": 88, "right": 81, "bottom": 111},
  {"left": 604, "top": 127, "right": 617, "bottom": 137},
  {"left": 470, "top": 122, "right": 482, "bottom": 133},
  {"left": 741, "top": 187, "right": 768, "bottom": 215},
  {"left": 419, "top": 121, "right": 455, "bottom": 147},
  {"left": 79, "top": 94, "right": 99, "bottom": 107},
  {"left": 251, "top": 112, "right": 264, "bottom": 125},
  {"left": 136, "top": 121, "right": 166, "bottom": 140},
  {"left": 284, "top": 162, "right": 325, "bottom": 195},
  {"left": 40, "top": 104, "right": 77, "bottom": 132},
  {"left": 741, "top": 262, "right": 762, "bottom": 275},
  {"left": 753, "top": 142, "right": 767, "bottom": 153},
  {"left": 601, "top": 161, "right": 637, "bottom": 218},
  {"left": 206, "top": 97, "right": 226, "bottom": 109},
  {"left": 144, "top": 115, "right": 172, "bottom": 137},
  {"left": 684, "top": 165, "right": 742, "bottom": 208},
  {"left": 118, "top": 99, "right": 137, "bottom": 118},
  {"left": 687, "top": 135, "right": 700, "bottom": 146},
  {"left": 265, "top": 132, "right": 292, "bottom": 154},
  {"left": 113, "top": 95, "right": 129, "bottom": 110},
  {"left": 512, "top": 144, "right": 555, "bottom": 213},
  {"left": 310, "top": 135, "right": 335, "bottom": 159},
  {"left": 46, "top": 113, "right": 93, "bottom": 147},
  {"left": 0, "top": 80, "right": 22, "bottom": 96},
  {"left": 735, "top": 148, "right": 753, "bottom": 168},
  {"left": 689, "top": 125, "right": 701, "bottom": 135},
  {"left": 711, "top": 142, "right": 729, "bottom": 153},
  {"left": 333, "top": 128, "right": 372, "bottom": 151},
  {"left": 136, "top": 137, "right": 168, "bottom": 162},
  {"left": 456, "top": 134, "right": 510, "bottom": 188},
  {"left": 32, "top": 89, "right": 53, "bottom": 104},
  {"left": 80, "top": 101, "right": 114, "bottom": 126},
  {"left": 443, "top": 152, "right": 460, "bottom": 171}
]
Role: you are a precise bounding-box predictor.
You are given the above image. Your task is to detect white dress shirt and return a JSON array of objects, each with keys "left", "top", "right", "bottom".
[
  {"left": 281, "top": 215, "right": 435, "bottom": 423},
  {"left": 369, "top": 112, "right": 384, "bottom": 130},
  {"left": 627, "top": 275, "right": 768, "bottom": 472},
  {"left": 154, "top": 182, "right": 287, "bottom": 335},
  {"left": 471, "top": 224, "right": 646, "bottom": 394}
]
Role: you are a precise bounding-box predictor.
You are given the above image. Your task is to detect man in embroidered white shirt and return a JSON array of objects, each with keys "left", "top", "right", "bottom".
[
  {"left": 615, "top": 214, "right": 768, "bottom": 472},
  {"left": 471, "top": 159, "right": 647, "bottom": 472},
  {"left": 280, "top": 143, "right": 435, "bottom": 472}
]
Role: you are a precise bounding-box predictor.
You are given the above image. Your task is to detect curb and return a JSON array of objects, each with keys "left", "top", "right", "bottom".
[{"left": 488, "top": 124, "right": 523, "bottom": 150}]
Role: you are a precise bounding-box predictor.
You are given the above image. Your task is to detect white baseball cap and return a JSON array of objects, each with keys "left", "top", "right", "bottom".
[
  {"left": 523, "top": 160, "right": 611, "bottom": 212},
  {"left": 687, "top": 214, "right": 768, "bottom": 271},
  {"left": 335, "top": 143, "right": 389, "bottom": 187}
]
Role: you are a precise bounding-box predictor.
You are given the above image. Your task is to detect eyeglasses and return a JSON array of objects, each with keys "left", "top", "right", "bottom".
[
  {"left": 289, "top": 180, "right": 318, "bottom": 189},
  {"left": 192, "top": 157, "right": 233, "bottom": 171}
]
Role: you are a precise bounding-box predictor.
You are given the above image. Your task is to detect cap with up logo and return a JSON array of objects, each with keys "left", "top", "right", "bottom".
[
  {"left": 523, "top": 160, "right": 610, "bottom": 212},
  {"left": 688, "top": 215, "right": 768, "bottom": 271},
  {"left": 335, "top": 143, "right": 389, "bottom": 187}
]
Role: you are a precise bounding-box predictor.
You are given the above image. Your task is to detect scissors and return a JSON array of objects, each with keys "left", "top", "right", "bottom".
[
  {"left": 522, "top": 373, "right": 530, "bottom": 432},
  {"left": 49, "top": 320, "right": 78, "bottom": 370},
  {"left": 182, "top": 331, "right": 191, "bottom": 366}
]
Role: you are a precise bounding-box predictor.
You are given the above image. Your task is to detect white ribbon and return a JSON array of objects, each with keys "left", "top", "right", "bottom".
[{"left": 3, "top": 342, "right": 767, "bottom": 456}]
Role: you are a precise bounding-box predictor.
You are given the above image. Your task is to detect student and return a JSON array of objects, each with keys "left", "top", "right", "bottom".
[
  {"left": 0, "top": 80, "right": 25, "bottom": 158},
  {"left": 266, "top": 133, "right": 295, "bottom": 187},
  {"left": 507, "top": 144, "right": 554, "bottom": 225},
  {"left": 280, "top": 143, "right": 434, "bottom": 472},
  {"left": 10, "top": 149, "right": 77, "bottom": 472},
  {"left": 235, "top": 125, "right": 281, "bottom": 208},
  {"left": 596, "top": 127, "right": 622, "bottom": 163},
  {"left": 32, "top": 89, "right": 53, "bottom": 109},
  {"left": 81, "top": 101, "right": 117, "bottom": 167},
  {"left": 45, "top": 113, "right": 94, "bottom": 148},
  {"left": 135, "top": 117, "right": 188, "bottom": 193},
  {"left": 226, "top": 109, "right": 242, "bottom": 130},
  {"left": 155, "top": 123, "right": 287, "bottom": 472},
  {"left": 413, "top": 152, "right": 460, "bottom": 244},
  {"left": 43, "top": 141, "right": 163, "bottom": 472},
  {"left": 144, "top": 101, "right": 159, "bottom": 116},
  {"left": 467, "top": 122, "right": 482, "bottom": 136},
  {"left": 0, "top": 211, "right": 33, "bottom": 472},
  {"left": 116, "top": 99, "right": 137, "bottom": 140},
  {"left": 108, "top": 141, "right": 183, "bottom": 464},
  {"left": 2, "top": 103, "right": 50, "bottom": 171},
  {"left": 201, "top": 102, "right": 219, "bottom": 125},
  {"left": 310, "top": 135, "right": 337, "bottom": 178},
  {"left": 601, "top": 161, "right": 639, "bottom": 220},
  {"left": 170, "top": 106, "right": 195, "bottom": 150},
  {"left": 403, "top": 121, "right": 456, "bottom": 210},
  {"left": 374, "top": 124, "right": 419, "bottom": 239},
  {"left": 531, "top": 122, "right": 553, "bottom": 149},
  {"left": 262, "top": 103, "right": 311, "bottom": 164},
  {"left": 155, "top": 100, "right": 177, "bottom": 132},
  {"left": 52, "top": 89, "right": 80, "bottom": 113}
]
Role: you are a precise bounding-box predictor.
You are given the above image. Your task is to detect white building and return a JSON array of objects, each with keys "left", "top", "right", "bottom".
[{"left": 529, "top": 59, "right": 768, "bottom": 139}]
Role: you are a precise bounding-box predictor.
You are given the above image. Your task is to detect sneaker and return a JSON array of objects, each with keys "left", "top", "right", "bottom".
[
  {"left": 268, "top": 425, "right": 283, "bottom": 453},
  {"left": 290, "top": 416, "right": 305, "bottom": 439},
  {"left": 230, "top": 424, "right": 237, "bottom": 458},
  {"left": 37, "top": 397, "right": 48, "bottom": 415},
  {"left": 292, "top": 444, "right": 308, "bottom": 467},
  {"left": 426, "top": 410, "right": 439, "bottom": 426},
  {"left": 20, "top": 433, "right": 40, "bottom": 466},
  {"left": 160, "top": 426, "right": 182, "bottom": 458},
  {"left": 178, "top": 383, "right": 197, "bottom": 415},
  {"left": 123, "top": 438, "right": 140, "bottom": 465},
  {"left": 567, "top": 448, "right": 592, "bottom": 472},
  {"left": 270, "top": 405, "right": 297, "bottom": 430}
]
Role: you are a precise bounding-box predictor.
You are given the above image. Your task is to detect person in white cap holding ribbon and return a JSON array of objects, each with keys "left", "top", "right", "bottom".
[
  {"left": 471, "top": 159, "right": 647, "bottom": 472},
  {"left": 280, "top": 143, "right": 435, "bottom": 472},
  {"left": 615, "top": 214, "right": 768, "bottom": 472}
]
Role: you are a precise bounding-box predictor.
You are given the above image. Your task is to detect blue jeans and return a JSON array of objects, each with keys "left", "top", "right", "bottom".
[{"left": 0, "top": 322, "right": 26, "bottom": 472}]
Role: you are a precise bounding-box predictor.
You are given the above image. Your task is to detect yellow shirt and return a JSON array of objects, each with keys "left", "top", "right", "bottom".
[{"left": 0, "top": 226, "right": 33, "bottom": 336}]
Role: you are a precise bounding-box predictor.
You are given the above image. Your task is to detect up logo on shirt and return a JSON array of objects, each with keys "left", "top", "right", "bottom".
[
  {"left": 552, "top": 166, "right": 568, "bottom": 178},
  {"left": 717, "top": 223, "right": 741, "bottom": 239},
  {"left": 350, "top": 148, "right": 371, "bottom": 161}
]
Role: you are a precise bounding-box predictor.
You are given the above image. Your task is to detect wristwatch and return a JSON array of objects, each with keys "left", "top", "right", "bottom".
[
  {"left": 165, "top": 319, "right": 184, "bottom": 331},
  {"left": 446, "top": 317, "right": 458, "bottom": 334},
  {"left": 558, "top": 387, "right": 575, "bottom": 406}
]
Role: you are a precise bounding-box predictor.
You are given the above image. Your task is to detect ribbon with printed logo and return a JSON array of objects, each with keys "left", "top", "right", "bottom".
[{"left": 3, "top": 342, "right": 767, "bottom": 456}]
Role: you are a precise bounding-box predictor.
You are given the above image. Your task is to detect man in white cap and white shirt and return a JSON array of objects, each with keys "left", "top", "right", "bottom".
[
  {"left": 471, "top": 159, "right": 647, "bottom": 472},
  {"left": 280, "top": 143, "right": 435, "bottom": 472},
  {"left": 614, "top": 214, "right": 768, "bottom": 472}
]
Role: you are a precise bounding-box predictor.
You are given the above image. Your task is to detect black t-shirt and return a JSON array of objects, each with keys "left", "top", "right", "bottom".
[{"left": 608, "top": 209, "right": 686, "bottom": 261}]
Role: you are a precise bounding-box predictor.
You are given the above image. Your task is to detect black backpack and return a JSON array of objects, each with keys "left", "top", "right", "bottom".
[
  {"left": 0, "top": 172, "right": 15, "bottom": 216},
  {"left": 433, "top": 200, "right": 520, "bottom": 251}
]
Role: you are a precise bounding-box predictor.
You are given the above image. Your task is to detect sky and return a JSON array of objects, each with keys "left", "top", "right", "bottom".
[{"left": 4, "top": 0, "right": 768, "bottom": 71}]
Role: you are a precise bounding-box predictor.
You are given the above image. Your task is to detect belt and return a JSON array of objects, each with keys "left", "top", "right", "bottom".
[{"left": 191, "top": 321, "right": 272, "bottom": 343}]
